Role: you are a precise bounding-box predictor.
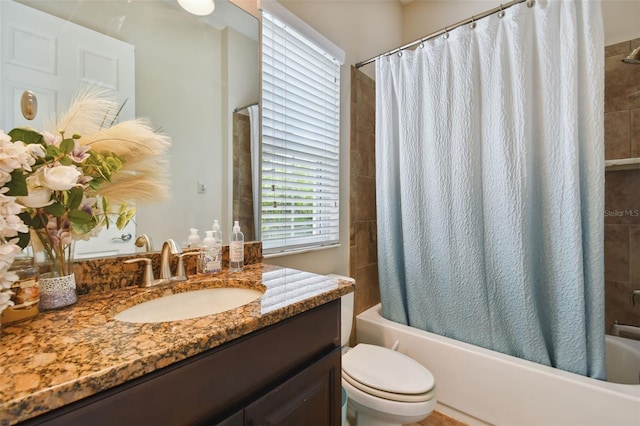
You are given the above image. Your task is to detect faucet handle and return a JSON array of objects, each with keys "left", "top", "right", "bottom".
[
  {"left": 175, "top": 251, "right": 201, "bottom": 279},
  {"left": 632, "top": 289, "right": 640, "bottom": 307},
  {"left": 124, "top": 258, "right": 156, "bottom": 287}
]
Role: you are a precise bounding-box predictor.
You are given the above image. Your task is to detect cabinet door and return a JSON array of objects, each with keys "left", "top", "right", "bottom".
[
  {"left": 215, "top": 410, "right": 244, "bottom": 426},
  {"left": 244, "top": 348, "right": 341, "bottom": 426}
]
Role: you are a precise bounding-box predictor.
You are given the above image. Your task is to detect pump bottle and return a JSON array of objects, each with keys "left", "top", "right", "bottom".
[
  {"left": 201, "top": 230, "right": 217, "bottom": 274},
  {"left": 230, "top": 220, "right": 244, "bottom": 272},
  {"left": 187, "top": 228, "right": 200, "bottom": 248},
  {"left": 211, "top": 220, "right": 223, "bottom": 273}
]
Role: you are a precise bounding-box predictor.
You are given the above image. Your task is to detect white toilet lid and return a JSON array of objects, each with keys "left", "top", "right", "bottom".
[{"left": 342, "top": 344, "right": 435, "bottom": 395}]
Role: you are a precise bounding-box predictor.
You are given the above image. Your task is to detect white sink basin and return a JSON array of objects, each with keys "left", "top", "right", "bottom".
[{"left": 114, "top": 287, "right": 264, "bottom": 323}]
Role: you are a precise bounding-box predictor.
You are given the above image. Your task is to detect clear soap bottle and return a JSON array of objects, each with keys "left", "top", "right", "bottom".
[
  {"left": 230, "top": 220, "right": 244, "bottom": 272},
  {"left": 187, "top": 228, "right": 200, "bottom": 248}
]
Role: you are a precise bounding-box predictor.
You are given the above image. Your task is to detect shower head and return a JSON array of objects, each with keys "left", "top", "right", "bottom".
[{"left": 622, "top": 46, "right": 640, "bottom": 65}]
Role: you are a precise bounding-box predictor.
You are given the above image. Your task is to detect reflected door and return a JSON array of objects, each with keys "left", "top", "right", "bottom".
[{"left": 0, "top": 0, "right": 137, "bottom": 258}]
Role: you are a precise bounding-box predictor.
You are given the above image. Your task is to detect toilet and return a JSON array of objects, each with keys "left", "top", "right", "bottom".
[{"left": 332, "top": 276, "right": 436, "bottom": 426}]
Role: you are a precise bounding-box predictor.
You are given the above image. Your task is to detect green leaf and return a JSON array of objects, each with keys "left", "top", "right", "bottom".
[
  {"left": 5, "top": 170, "right": 28, "bottom": 196},
  {"left": 44, "top": 202, "right": 66, "bottom": 217},
  {"left": 101, "top": 196, "right": 110, "bottom": 215},
  {"left": 46, "top": 145, "right": 61, "bottom": 158},
  {"left": 59, "top": 156, "right": 73, "bottom": 166},
  {"left": 89, "top": 180, "right": 102, "bottom": 190},
  {"left": 68, "top": 187, "right": 84, "bottom": 210},
  {"left": 20, "top": 211, "right": 45, "bottom": 230},
  {"left": 16, "top": 230, "right": 31, "bottom": 249},
  {"left": 8, "top": 128, "right": 44, "bottom": 145},
  {"left": 60, "top": 138, "right": 75, "bottom": 154},
  {"left": 68, "top": 209, "right": 92, "bottom": 224},
  {"left": 115, "top": 213, "right": 127, "bottom": 229}
]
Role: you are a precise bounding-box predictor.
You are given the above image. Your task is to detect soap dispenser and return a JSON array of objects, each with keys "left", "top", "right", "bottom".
[
  {"left": 187, "top": 228, "right": 200, "bottom": 248},
  {"left": 212, "top": 220, "right": 223, "bottom": 244},
  {"left": 201, "top": 230, "right": 217, "bottom": 274},
  {"left": 211, "top": 220, "right": 223, "bottom": 273},
  {"left": 230, "top": 220, "right": 244, "bottom": 272}
]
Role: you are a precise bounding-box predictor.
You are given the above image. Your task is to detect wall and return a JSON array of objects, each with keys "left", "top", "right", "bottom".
[
  {"left": 402, "top": 0, "right": 640, "bottom": 47},
  {"left": 129, "top": 5, "right": 223, "bottom": 245},
  {"left": 235, "top": 0, "right": 640, "bottom": 326},
  {"left": 18, "top": 1, "right": 259, "bottom": 248},
  {"left": 350, "top": 67, "right": 380, "bottom": 324},
  {"left": 223, "top": 27, "right": 260, "bottom": 237},
  {"left": 604, "top": 38, "right": 640, "bottom": 331},
  {"left": 232, "top": 112, "right": 256, "bottom": 241}
]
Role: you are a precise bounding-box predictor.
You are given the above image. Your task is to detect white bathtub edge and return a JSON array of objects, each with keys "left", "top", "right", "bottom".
[{"left": 356, "top": 304, "right": 640, "bottom": 426}]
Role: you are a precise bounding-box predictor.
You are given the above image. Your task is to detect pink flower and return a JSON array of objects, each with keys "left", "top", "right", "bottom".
[
  {"left": 70, "top": 140, "right": 90, "bottom": 163},
  {"left": 46, "top": 216, "right": 73, "bottom": 247},
  {"left": 42, "top": 131, "right": 62, "bottom": 146}
]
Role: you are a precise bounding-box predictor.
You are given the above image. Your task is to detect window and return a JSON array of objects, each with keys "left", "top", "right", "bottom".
[{"left": 260, "top": 3, "right": 344, "bottom": 255}]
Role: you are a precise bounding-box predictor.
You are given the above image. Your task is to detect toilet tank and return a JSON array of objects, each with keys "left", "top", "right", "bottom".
[{"left": 326, "top": 274, "right": 355, "bottom": 347}]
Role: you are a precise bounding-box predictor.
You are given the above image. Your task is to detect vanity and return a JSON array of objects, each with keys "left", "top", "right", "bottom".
[{"left": 0, "top": 263, "right": 354, "bottom": 425}]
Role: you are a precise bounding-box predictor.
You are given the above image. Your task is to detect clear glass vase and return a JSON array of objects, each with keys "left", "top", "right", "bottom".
[{"left": 30, "top": 229, "right": 77, "bottom": 310}]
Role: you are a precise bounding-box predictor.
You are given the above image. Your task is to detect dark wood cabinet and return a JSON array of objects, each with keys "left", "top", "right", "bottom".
[
  {"left": 22, "top": 300, "right": 341, "bottom": 426},
  {"left": 245, "top": 348, "right": 341, "bottom": 426}
]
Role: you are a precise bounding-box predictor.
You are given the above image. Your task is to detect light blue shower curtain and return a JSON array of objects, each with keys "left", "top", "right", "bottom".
[{"left": 376, "top": 0, "right": 605, "bottom": 379}]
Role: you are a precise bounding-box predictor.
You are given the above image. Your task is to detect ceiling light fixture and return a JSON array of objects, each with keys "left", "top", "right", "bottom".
[{"left": 177, "top": 0, "right": 215, "bottom": 16}]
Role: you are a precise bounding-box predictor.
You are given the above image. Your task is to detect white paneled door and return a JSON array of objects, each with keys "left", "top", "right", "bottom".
[{"left": 0, "top": 0, "right": 137, "bottom": 258}]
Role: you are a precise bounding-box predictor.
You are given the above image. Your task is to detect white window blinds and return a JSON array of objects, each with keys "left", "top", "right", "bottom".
[{"left": 261, "top": 8, "right": 342, "bottom": 255}]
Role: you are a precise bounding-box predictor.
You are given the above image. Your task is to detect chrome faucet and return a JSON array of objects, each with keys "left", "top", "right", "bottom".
[
  {"left": 159, "top": 239, "right": 180, "bottom": 280},
  {"left": 632, "top": 289, "right": 640, "bottom": 307}
]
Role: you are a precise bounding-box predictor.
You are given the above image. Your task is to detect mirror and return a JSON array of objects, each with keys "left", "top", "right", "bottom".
[{"left": 1, "top": 0, "right": 259, "bottom": 257}]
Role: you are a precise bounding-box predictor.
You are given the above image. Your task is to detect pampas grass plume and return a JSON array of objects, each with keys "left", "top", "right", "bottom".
[{"left": 48, "top": 87, "right": 171, "bottom": 204}]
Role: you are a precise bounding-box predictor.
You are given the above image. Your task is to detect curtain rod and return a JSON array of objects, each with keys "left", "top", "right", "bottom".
[
  {"left": 233, "top": 101, "right": 258, "bottom": 113},
  {"left": 355, "top": 0, "right": 533, "bottom": 69}
]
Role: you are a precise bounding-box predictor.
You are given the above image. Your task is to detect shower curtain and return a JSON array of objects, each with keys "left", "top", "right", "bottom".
[
  {"left": 376, "top": 0, "right": 605, "bottom": 379},
  {"left": 248, "top": 104, "right": 260, "bottom": 238}
]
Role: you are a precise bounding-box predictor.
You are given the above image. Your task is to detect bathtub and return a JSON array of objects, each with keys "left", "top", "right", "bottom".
[{"left": 356, "top": 304, "right": 640, "bottom": 426}]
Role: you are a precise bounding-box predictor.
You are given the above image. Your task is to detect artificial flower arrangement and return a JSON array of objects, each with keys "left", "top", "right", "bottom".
[{"left": 0, "top": 88, "right": 171, "bottom": 314}]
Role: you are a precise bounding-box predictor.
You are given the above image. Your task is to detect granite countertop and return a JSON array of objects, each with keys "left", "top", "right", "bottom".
[{"left": 0, "top": 263, "right": 354, "bottom": 425}]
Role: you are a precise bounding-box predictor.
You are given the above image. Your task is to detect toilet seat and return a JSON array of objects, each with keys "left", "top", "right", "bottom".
[
  {"left": 342, "top": 370, "right": 435, "bottom": 403},
  {"left": 342, "top": 344, "right": 435, "bottom": 403}
]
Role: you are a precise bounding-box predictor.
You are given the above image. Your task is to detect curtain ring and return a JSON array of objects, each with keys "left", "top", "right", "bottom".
[
  {"left": 419, "top": 38, "right": 425, "bottom": 48},
  {"left": 470, "top": 16, "right": 476, "bottom": 29},
  {"left": 398, "top": 51, "right": 403, "bottom": 57},
  {"left": 498, "top": 4, "right": 505, "bottom": 18},
  {"left": 443, "top": 27, "right": 449, "bottom": 39},
  {"left": 527, "top": 0, "right": 535, "bottom": 7}
]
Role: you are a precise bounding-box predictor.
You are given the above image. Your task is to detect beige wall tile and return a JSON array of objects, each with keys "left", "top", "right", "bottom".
[
  {"left": 631, "top": 109, "right": 640, "bottom": 157},
  {"left": 605, "top": 280, "right": 640, "bottom": 332},
  {"left": 355, "top": 175, "right": 377, "bottom": 221},
  {"left": 604, "top": 111, "right": 630, "bottom": 159},
  {"left": 350, "top": 67, "right": 381, "bottom": 324},
  {"left": 605, "top": 40, "right": 631, "bottom": 58},
  {"left": 605, "top": 53, "right": 640, "bottom": 113},
  {"left": 629, "top": 225, "right": 640, "bottom": 283},
  {"left": 354, "top": 263, "right": 381, "bottom": 315},
  {"left": 604, "top": 169, "right": 640, "bottom": 225},
  {"left": 604, "top": 224, "right": 629, "bottom": 282}
]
